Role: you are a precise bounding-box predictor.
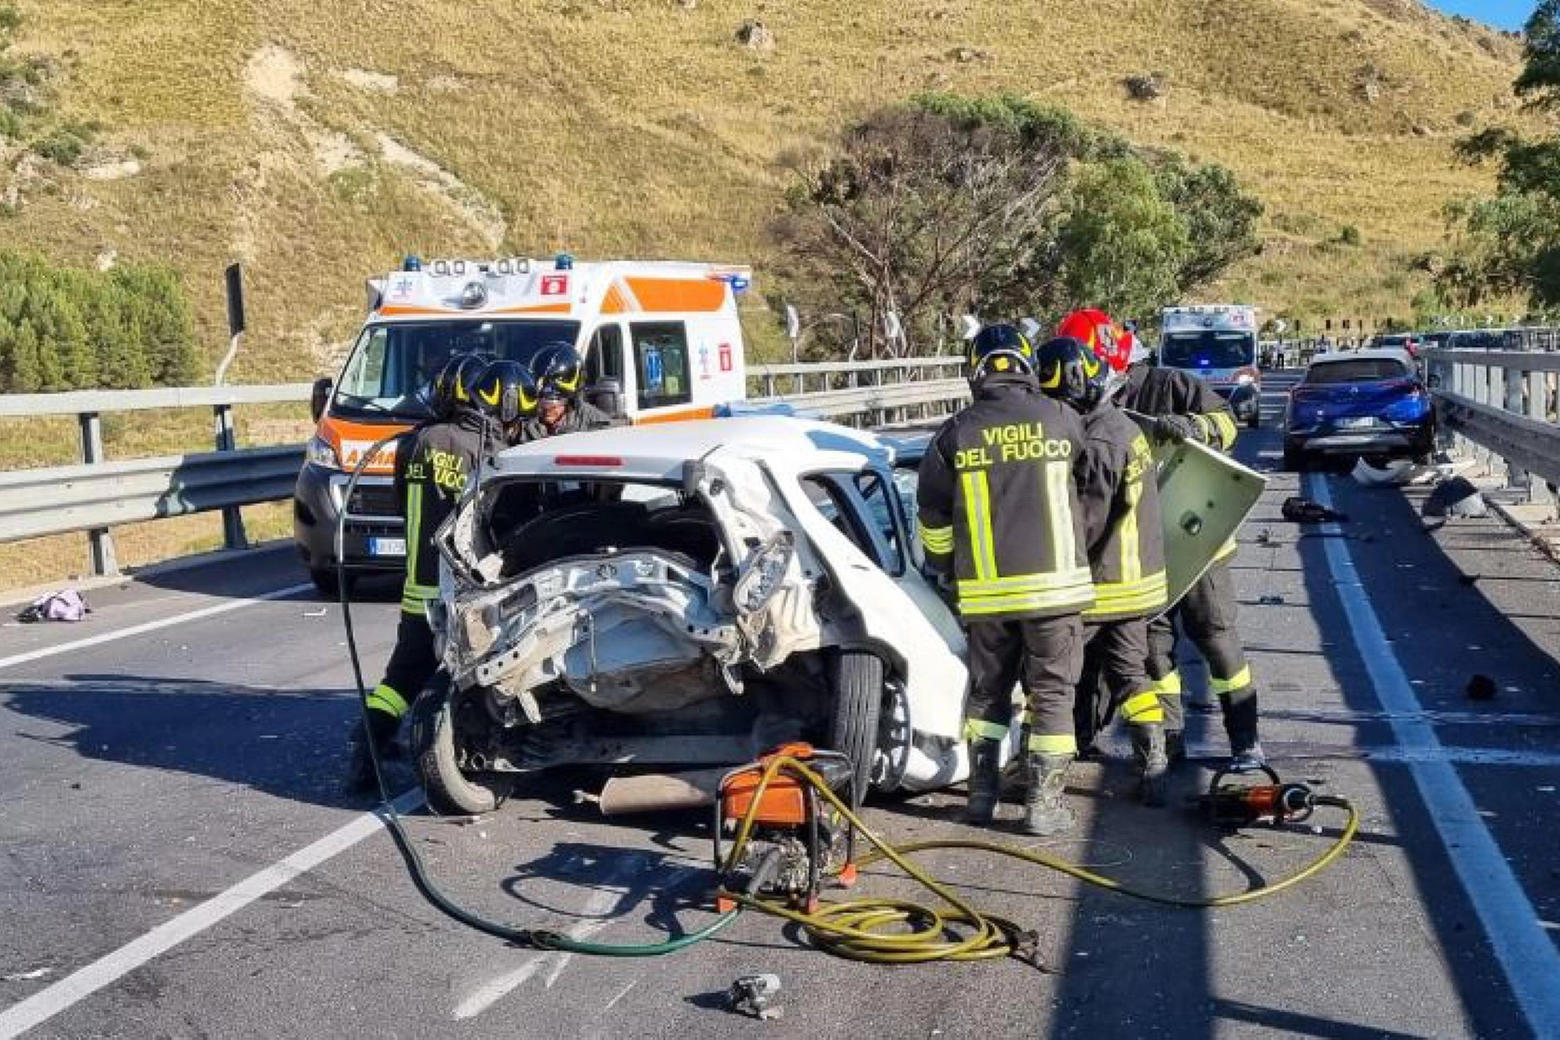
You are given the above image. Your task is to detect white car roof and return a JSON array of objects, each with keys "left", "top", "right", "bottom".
[{"left": 487, "top": 416, "right": 893, "bottom": 481}]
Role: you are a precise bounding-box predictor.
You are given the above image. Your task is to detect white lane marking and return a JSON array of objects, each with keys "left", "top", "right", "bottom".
[
  {"left": 0, "top": 583, "right": 314, "bottom": 672},
  {"left": 1308, "top": 473, "right": 1560, "bottom": 1033},
  {"left": 602, "top": 980, "right": 637, "bottom": 1012},
  {"left": 0, "top": 789, "right": 423, "bottom": 1039},
  {"left": 452, "top": 853, "right": 658, "bottom": 1020}
]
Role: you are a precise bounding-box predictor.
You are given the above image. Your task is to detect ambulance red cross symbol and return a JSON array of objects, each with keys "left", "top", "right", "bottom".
[{"left": 540, "top": 275, "right": 568, "bottom": 296}]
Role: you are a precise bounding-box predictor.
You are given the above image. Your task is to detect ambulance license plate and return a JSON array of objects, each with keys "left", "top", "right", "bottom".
[{"left": 368, "top": 537, "right": 406, "bottom": 558}]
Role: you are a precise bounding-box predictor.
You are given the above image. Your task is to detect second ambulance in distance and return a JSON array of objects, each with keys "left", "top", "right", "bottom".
[
  {"left": 292, "top": 254, "right": 753, "bottom": 596},
  {"left": 1158, "top": 304, "right": 1262, "bottom": 429}
]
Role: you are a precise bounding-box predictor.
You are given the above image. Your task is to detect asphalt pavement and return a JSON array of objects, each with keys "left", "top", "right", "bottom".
[{"left": 2, "top": 374, "right": 1558, "bottom": 1039}]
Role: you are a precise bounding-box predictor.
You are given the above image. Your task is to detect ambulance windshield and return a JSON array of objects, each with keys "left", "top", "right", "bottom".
[
  {"left": 1160, "top": 330, "right": 1255, "bottom": 370},
  {"left": 332, "top": 319, "right": 581, "bottom": 419}
]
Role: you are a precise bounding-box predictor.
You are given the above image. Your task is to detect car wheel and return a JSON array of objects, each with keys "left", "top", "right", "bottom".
[
  {"left": 411, "top": 675, "right": 511, "bottom": 816},
  {"left": 1283, "top": 444, "right": 1307, "bottom": 472},
  {"left": 826, "top": 650, "right": 885, "bottom": 811},
  {"left": 310, "top": 566, "right": 355, "bottom": 600}
]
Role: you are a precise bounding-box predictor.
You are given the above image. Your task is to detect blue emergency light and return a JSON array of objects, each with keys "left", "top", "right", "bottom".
[
  {"left": 403, "top": 255, "right": 423, "bottom": 272},
  {"left": 555, "top": 253, "right": 575, "bottom": 271}
]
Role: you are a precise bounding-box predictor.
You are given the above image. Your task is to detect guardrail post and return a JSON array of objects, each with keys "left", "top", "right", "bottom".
[
  {"left": 213, "top": 403, "right": 247, "bottom": 550},
  {"left": 1531, "top": 367, "right": 1551, "bottom": 505},
  {"left": 1504, "top": 362, "right": 1530, "bottom": 493},
  {"left": 77, "top": 411, "right": 117, "bottom": 576}
]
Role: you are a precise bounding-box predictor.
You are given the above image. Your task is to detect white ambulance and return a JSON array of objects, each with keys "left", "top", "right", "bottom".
[
  {"left": 293, "top": 254, "right": 753, "bottom": 595},
  {"left": 1158, "top": 304, "right": 1262, "bottom": 429}
]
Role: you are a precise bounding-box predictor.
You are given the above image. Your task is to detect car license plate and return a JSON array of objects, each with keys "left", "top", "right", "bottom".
[
  {"left": 1339, "top": 416, "right": 1376, "bottom": 429},
  {"left": 368, "top": 537, "right": 406, "bottom": 558}
]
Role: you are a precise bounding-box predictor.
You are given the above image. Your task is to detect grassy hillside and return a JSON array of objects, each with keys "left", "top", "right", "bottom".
[{"left": 0, "top": 0, "right": 1529, "bottom": 382}]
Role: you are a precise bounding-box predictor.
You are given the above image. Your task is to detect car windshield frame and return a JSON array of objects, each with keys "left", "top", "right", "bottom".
[
  {"left": 1302, "top": 358, "right": 1411, "bottom": 385},
  {"left": 331, "top": 319, "right": 583, "bottom": 421},
  {"left": 1160, "top": 330, "right": 1257, "bottom": 369}
]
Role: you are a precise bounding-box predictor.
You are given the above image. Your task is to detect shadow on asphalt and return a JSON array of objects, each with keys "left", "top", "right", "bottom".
[
  {"left": 1292, "top": 474, "right": 1554, "bottom": 1037},
  {"left": 0, "top": 672, "right": 375, "bottom": 810}
]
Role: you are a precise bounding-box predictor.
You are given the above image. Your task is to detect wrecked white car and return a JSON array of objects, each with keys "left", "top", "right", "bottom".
[{"left": 412, "top": 416, "right": 986, "bottom": 815}]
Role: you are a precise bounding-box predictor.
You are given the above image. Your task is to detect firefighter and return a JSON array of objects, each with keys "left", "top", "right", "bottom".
[
  {"left": 1034, "top": 335, "right": 1170, "bottom": 805},
  {"left": 1062, "top": 309, "right": 1263, "bottom": 770},
  {"left": 345, "top": 353, "right": 490, "bottom": 793},
  {"left": 472, "top": 358, "right": 541, "bottom": 446},
  {"left": 916, "top": 324, "right": 1094, "bottom": 835},
  {"left": 519, "top": 343, "right": 614, "bottom": 440}
]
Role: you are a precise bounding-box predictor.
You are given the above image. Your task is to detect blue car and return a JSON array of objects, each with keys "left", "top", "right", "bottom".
[{"left": 1283, "top": 349, "right": 1434, "bottom": 471}]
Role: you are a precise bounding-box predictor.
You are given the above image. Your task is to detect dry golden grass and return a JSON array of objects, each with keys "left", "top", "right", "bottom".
[{"left": 2, "top": 0, "right": 1529, "bottom": 379}]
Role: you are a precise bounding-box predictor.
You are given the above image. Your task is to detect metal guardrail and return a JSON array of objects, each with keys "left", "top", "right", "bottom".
[
  {"left": 0, "top": 359, "right": 969, "bottom": 576},
  {"left": 0, "top": 446, "right": 304, "bottom": 542},
  {"left": 1424, "top": 347, "right": 1560, "bottom": 494}
]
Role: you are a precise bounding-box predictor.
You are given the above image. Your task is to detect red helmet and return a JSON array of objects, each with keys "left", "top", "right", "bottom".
[{"left": 1058, "top": 308, "right": 1131, "bottom": 373}]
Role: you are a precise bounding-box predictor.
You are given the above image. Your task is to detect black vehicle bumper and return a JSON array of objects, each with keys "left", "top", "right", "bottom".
[{"left": 292, "top": 462, "right": 405, "bottom": 574}]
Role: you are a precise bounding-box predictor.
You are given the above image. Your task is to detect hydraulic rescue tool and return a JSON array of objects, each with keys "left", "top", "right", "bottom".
[
  {"left": 1199, "top": 762, "right": 1324, "bottom": 829},
  {"left": 335, "top": 433, "right": 1361, "bottom": 969}
]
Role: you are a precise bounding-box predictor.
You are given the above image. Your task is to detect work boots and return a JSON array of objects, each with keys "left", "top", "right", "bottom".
[
  {"left": 1220, "top": 692, "right": 1265, "bottom": 771},
  {"left": 1021, "top": 753, "right": 1076, "bottom": 836},
  {"left": 1130, "top": 723, "right": 1170, "bottom": 807},
  {"left": 344, "top": 710, "right": 402, "bottom": 795},
  {"left": 961, "top": 738, "right": 1002, "bottom": 825}
]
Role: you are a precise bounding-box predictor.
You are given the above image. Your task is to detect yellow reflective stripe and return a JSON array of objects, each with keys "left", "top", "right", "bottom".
[
  {"left": 1206, "top": 410, "right": 1238, "bottom": 449},
  {"left": 959, "top": 588, "right": 1094, "bottom": 615},
  {"left": 918, "top": 519, "right": 955, "bottom": 554},
  {"left": 366, "top": 683, "right": 410, "bottom": 718},
  {"left": 399, "top": 597, "right": 429, "bottom": 617},
  {"left": 964, "top": 718, "right": 1008, "bottom": 741},
  {"left": 1091, "top": 571, "right": 1167, "bottom": 602},
  {"left": 1120, "top": 477, "right": 1143, "bottom": 583},
  {"left": 1045, "top": 460, "right": 1075, "bottom": 574},
  {"left": 1210, "top": 665, "right": 1253, "bottom": 693},
  {"left": 1120, "top": 690, "right": 1165, "bottom": 723},
  {"left": 958, "top": 568, "right": 1097, "bottom": 595},
  {"left": 402, "top": 481, "right": 425, "bottom": 603},
  {"left": 1214, "top": 537, "right": 1238, "bottom": 562},
  {"left": 1153, "top": 671, "right": 1182, "bottom": 695},
  {"left": 961, "top": 470, "right": 997, "bottom": 581},
  {"left": 1028, "top": 732, "right": 1077, "bottom": 755}
]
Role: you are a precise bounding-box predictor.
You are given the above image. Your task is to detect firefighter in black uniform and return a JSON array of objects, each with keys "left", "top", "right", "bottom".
[
  {"left": 1034, "top": 336, "right": 1171, "bottom": 805},
  {"left": 917, "top": 324, "right": 1095, "bottom": 835},
  {"left": 519, "top": 344, "right": 614, "bottom": 440},
  {"left": 472, "top": 358, "right": 541, "bottom": 446},
  {"left": 345, "top": 353, "right": 493, "bottom": 792},
  {"left": 1060, "top": 309, "right": 1262, "bottom": 769}
]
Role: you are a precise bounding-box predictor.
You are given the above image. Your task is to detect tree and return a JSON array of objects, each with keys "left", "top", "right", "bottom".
[
  {"left": 769, "top": 100, "right": 1071, "bottom": 356},
  {"left": 770, "top": 94, "right": 1265, "bottom": 355},
  {"left": 1152, "top": 156, "right": 1264, "bottom": 293},
  {"left": 1056, "top": 157, "right": 1190, "bottom": 319},
  {"left": 1440, "top": 2, "right": 1560, "bottom": 308}
]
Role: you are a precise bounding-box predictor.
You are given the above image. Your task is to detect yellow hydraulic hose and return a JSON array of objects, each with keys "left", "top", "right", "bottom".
[{"left": 717, "top": 754, "right": 1359, "bottom": 965}]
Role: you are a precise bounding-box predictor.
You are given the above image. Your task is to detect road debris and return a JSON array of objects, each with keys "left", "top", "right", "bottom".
[
  {"left": 1281, "top": 496, "right": 1347, "bottom": 523},
  {"left": 16, "top": 589, "right": 90, "bottom": 623},
  {"left": 729, "top": 974, "right": 783, "bottom": 1020},
  {"left": 1465, "top": 675, "right": 1497, "bottom": 701},
  {"left": 2, "top": 967, "right": 53, "bottom": 982}
]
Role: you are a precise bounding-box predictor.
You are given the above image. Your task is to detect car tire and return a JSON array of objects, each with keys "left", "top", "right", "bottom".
[
  {"left": 310, "top": 566, "right": 355, "bottom": 600},
  {"left": 411, "top": 675, "right": 511, "bottom": 816},
  {"left": 826, "top": 650, "right": 885, "bottom": 811}
]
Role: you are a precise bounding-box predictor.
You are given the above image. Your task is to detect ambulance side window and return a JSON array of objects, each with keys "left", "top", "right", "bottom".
[
  {"left": 631, "top": 322, "right": 692, "bottom": 409},
  {"left": 586, "top": 324, "right": 625, "bottom": 385}
]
